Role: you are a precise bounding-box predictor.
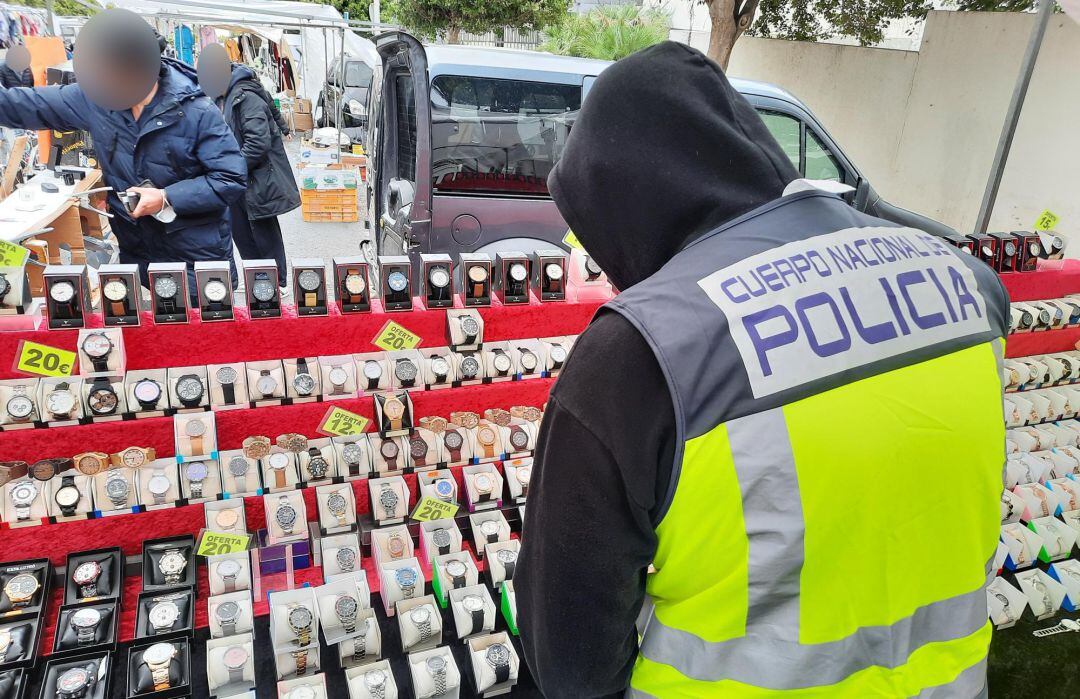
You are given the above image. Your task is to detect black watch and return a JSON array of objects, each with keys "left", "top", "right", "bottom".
[
  {"left": 55, "top": 474, "right": 80, "bottom": 517},
  {"left": 470, "top": 608, "right": 484, "bottom": 635}
]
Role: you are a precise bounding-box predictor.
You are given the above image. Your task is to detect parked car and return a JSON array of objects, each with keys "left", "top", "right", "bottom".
[
  {"left": 316, "top": 57, "right": 375, "bottom": 130},
  {"left": 366, "top": 32, "right": 955, "bottom": 269}
]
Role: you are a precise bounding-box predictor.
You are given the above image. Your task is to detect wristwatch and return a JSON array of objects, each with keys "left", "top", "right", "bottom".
[
  {"left": 467, "top": 264, "right": 488, "bottom": 299},
  {"left": 458, "top": 354, "right": 481, "bottom": 380},
  {"left": 517, "top": 348, "right": 539, "bottom": 374},
  {"left": 496, "top": 547, "right": 518, "bottom": 580},
  {"left": 409, "top": 433, "right": 429, "bottom": 467},
  {"left": 216, "top": 366, "right": 239, "bottom": 404},
  {"left": 430, "top": 355, "right": 451, "bottom": 384},
  {"left": 380, "top": 439, "right": 400, "bottom": 470},
  {"left": 215, "top": 600, "right": 241, "bottom": 636},
  {"left": 486, "top": 643, "right": 512, "bottom": 683},
  {"left": 491, "top": 349, "right": 512, "bottom": 376},
  {"left": 342, "top": 442, "right": 365, "bottom": 475},
  {"left": 386, "top": 270, "right": 409, "bottom": 297},
  {"left": 49, "top": 279, "right": 78, "bottom": 320},
  {"left": 426, "top": 655, "right": 448, "bottom": 695},
  {"left": 223, "top": 645, "right": 249, "bottom": 684},
  {"left": 336, "top": 547, "right": 357, "bottom": 572},
  {"left": 287, "top": 604, "right": 314, "bottom": 676},
  {"left": 429, "top": 524, "right": 455, "bottom": 556},
  {"left": 510, "top": 405, "right": 543, "bottom": 423},
  {"left": 305, "top": 447, "right": 329, "bottom": 480},
  {"left": 463, "top": 593, "right": 486, "bottom": 634},
  {"left": 5, "top": 384, "right": 35, "bottom": 423},
  {"left": 275, "top": 495, "right": 298, "bottom": 535},
  {"left": 185, "top": 461, "right": 208, "bottom": 499},
  {"left": 335, "top": 594, "right": 358, "bottom": 633},
  {"left": 293, "top": 358, "right": 317, "bottom": 396},
  {"left": 297, "top": 269, "right": 322, "bottom": 307},
  {"left": 102, "top": 275, "right": 130, "bottom": 317},
  {"left": 268, "top": 452, "right": 291, "bottom": 488},
  {"left": 515, "top": 466, "right": 532, "bottom": 498},
  {"left": 228, "top": 456, "right": 251, "bottom": 492},
  {"left": 508, "top": 425, "right": 530, "bottom": 452},
  {"left": 484, "top": 408, "right": 511, "bottom": 426},
  {"left": 395, "top": 358, "right": 419, "bottom": 388},
  {"left": 148, "top": 599, "right": 180, "bottom": 634},
  {"left": 479, "top": 519, "right": 501, "bottom": 544},
  {"left": 395, "top": 567, "right": 418, "bottom": 597},
  {"left": 56, "top": 664, "right": 97, "bottom": 699},
  {"left": 185, "top": 417, "right": 208, "bottom": 454},
  {"left": 459, "top": 314, "right": 480, "bottom": 345},
  {"left": 548, "top": 342, "right": 568, "bottom": 370},
  {"left": 450, "top": 411, "right": 480, "bottom": 429},
  {"left": 445, "top": 558, "right": 468, "bottom": 589},
  {"left": 387, "top": 532, "right": 407, "bottom": 559},
  {"left": 363, "top": 667, "right": 387, "bottom": 698},
  {"left": 328, "top": 364, "right": 349, "bottom": 395},
  {"left": 45, "top": 382, "right": 78, "bottom": 420},
  {"left": 993, "top": 591, "right": 1015, "bottom": 623},
  {"left": 433, "top": 478, "right": 455, "bottom": 503},
  {"left": 175, "top": 373, "right": 205, "bottom": 408},
  {"left": 104, "top": 470, "right": 131, "bottom": 509},
  {"left": 158, "top": 548, "right": 187, "bottom": 585},
  {"left": 141, "top": 642, "right": 177, "bottom": 692},
  {"left": 381, "top": 394, "right": 406, "bottom": 431},
  {"left": 80, "top": 332, "right": 113, "bottom": 372},
  {"left": 428, "top": 264, "right": 451, "bottom": 298},
  {"left": 147, "top": 467, "right": 171, "bottom": 505},
  {"left": 242, "top": 435, "right": 271, "bottom": 462},
  {"left": 251, "top": 272, "right": 277, "bottom": 305},
  {"left": 474, "top": 470, "right": 497, "bottom": 499},
  {"left": 10, "top": 480, "right": 38, "bottom": 521},
  {"left": 30, "top": 457, "right": 64, "bottom": 482},
  {"left": 352, "top": 618, "right": 370, "bottom": 661},
  {"left": 379, "top": 483, "right": 400, "bottom": 519},
  {"left": 409, "top": 605, "right": 433, "bottom": 644},
  {"left": 584, "top": 255, "right": 603, "bottom": 281},
  {"left": 3, "top": 572, "right": 39, "bottom": 609},
  {"left": 507, "top": 261, "right": 528, "bottom": 295},
  {"left": 1030, "top": 576, "right": 1052, "bottom": 615},
  {"left": 342, "top": 268, "right": 367, "bottom": 304},
  {"left": 132, "top": 378, "right": 163, "bottom": 411},
  {"left": 86, "top": 378, "right": 119, "bottom": 416},
  {"left": 362, "top": 360, "right": 383, "bottom": 391},
  {"left": 216, "top": 558, "right": 243, "bottom": 593},
  {"left": 72, "top": 560, "right": 102, "bottom": 598},
  {"left": 54, "top": 474, "right": 81, "bottom": 516},
  {"left": 255, "top": 369, "right": 279, "bottom": 398},
  {"left": 443, "top": 429, "right": 465, "bottom": 462},
  {"left": 326, "top": 489, "right": 349, "bottom": 526},
  {"left": 154, "top": 274, "right": 180, "bottom": 314}
]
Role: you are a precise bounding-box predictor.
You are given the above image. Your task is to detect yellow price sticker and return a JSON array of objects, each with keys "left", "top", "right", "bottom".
[
  {"left": 0, "top": 240, "right": 29, "bottom": 267},
  {"left": 1034, "top": 209, "right": 1060, "bottom": 231},
  {"left": 16, "top": 340, "right": 76, "bottom": 377},
  {"left": 373, "top": 320, "right": 421, "bottom": 352},
  {"left": 317, "top": 405, "right": 371, "bottom": 437},
  {"left": 196, "top": 530, "right": 251, "bottom": 557},
  {"left": 562, "top": 229, "right": 583, "bottom": 250},
  {"left": 411, "top": 496, "right": 459, "bottom": 522}
]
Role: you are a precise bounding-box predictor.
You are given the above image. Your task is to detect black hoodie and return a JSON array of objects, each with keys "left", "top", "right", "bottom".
[{"left": 516, "top": 42, "right": 798, "bottom": 698}]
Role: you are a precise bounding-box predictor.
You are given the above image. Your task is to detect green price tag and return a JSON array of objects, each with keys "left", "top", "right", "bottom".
[
  {"left": 16, "top": 340, "right": 76, "bottom": 377},
  {"left": 196, "top": 530, "right": 251, "bottom": 557},
  {"left": 411, "top": 496, "right": 459, "bottom": 522},
  {"left": 1034, "top": 209, "right": 1060, "bottom": 231},
  {"left": 317, "top": 405, "right": 370, "bottom": 437},
  {"left": 562, "top": 229, "right": 583, "bottom": 250},
  {"left": 373, "top": 320, "right": 421, "bottom": 351},
  {"left": 0, "top": 240, "right": 29, "bottom": 267}
]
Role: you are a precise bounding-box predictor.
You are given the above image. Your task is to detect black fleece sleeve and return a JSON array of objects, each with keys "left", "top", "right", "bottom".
[{"left": 517, "top": 311, "right": 675, "bottom": 699}]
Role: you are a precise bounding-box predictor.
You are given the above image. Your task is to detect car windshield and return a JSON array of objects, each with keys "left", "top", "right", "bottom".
[
  {"left": 430, "top": 75, "right": 581, "bottom": 196},
  {"left": 345, "top": 61, "right": 372, "bottom": 88}
]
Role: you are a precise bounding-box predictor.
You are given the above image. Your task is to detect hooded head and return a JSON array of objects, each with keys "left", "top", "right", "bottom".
[{"left": 548, "top": 41, "right": 799, "bottom": 290}]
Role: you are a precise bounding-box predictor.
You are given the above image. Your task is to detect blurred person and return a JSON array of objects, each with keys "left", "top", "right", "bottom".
[
  {"left": 517, "top": 42, "right": 1007, "bottom": 698},
  {"left": 0, "top": 10, "right": 246, "bottom": 292},
  {"left": 0, "top": 44, "right": 32, "bottom": 88},
  {"left": 199, "top": 43, "right": 299, "bottom": 292}
]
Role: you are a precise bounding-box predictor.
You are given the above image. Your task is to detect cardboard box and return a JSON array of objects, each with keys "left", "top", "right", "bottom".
[
  {"left": 292, "top": 112, "right": 314, "bottom": 133},
  {"left": 296, "top": 98, "right": 313, "bottom": 114}
]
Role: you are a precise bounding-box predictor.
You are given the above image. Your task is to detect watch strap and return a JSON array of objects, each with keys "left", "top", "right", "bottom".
[
  {"left": 90, "top": 355, "right": 109, "bottom": 373},
  {"left": 502, "top": 559, "right": 515, "bottom": 580},
  {"left": 495, "top": 659, "right": 510, "bottom": 683},
  {"left": 470, "top": 608, "right": 484, "bottom": 635},
  {"left": 222, "top": 381, "right": 235, "bottom": 404}
]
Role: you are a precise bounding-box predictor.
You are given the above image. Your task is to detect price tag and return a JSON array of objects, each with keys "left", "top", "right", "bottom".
[
  {"left": 15, "top": 340, "right": 76, "bottom": 377},
  {"left": 0, "top": 240, "right": 29, "bottom": 267},
  {"left": 1034, "top": 209, "right": 1060, "bottom": 231},
  {"left": 317, "top": 405, "right": 370, "bottom": 437},
  {"left": 411, "top": 496, "right": 459, "bottom": 522},
  {"left": 196, "top": 530, "right": 251, "bottom": 557},
  {"left": 562, "top": 229, "right": 584, "bottom": 250},
  {"left": 373, "top": 320, "right": 421, "bottom": 352}
]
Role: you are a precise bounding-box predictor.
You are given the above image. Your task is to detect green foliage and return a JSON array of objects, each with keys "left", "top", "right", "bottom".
[
  {"left": 384, "top": 0, "right": 571, "bottom": 40},
  {"left": 5, "top": 0, "right": 94, "bottom": 17},
  {"left": 748, "top": 0, "right": 932, "bottom": 45},
  {"left": 298, "top": 0, "right": 370, "bottom": 22},
  {"left": 948, "top": 0, "right": 1038, "bottom": 8},
  {"left": 540, "top": 5, "right": 670, "bottom": 61}
]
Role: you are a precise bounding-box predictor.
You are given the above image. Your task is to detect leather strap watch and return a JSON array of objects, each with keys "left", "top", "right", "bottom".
[
  {"left": 464, "top": 595, "right": 485, "bottom": 635},
  {"left": 443, "top": 429, "right": 464, "bottom": 462},
  {"left": 343, "top": 268, "right": 366, "bottom": 304}
]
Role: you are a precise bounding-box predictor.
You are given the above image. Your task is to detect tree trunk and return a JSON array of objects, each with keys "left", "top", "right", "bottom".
[
  {"left": 706, "top": 0, "right": 760, "bottom": 71},
  {"left": 447, "top": 26, "right": 461, "bottom": 44}
]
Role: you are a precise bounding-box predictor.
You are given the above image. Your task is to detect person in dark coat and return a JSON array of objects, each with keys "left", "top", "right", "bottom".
[
  {"left": 214, "top": 62, "right": 300, "bottom": 289},
  {"left": 0, "top": 60, "right": 32, "bottom": 88},
  {"left": 0, "top": 11, "right": 246, "bottom": 293}
]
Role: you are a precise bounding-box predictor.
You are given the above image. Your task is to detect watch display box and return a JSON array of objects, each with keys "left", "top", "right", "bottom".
[
  {"left": 469, "top": 512, "right": 510, "bottom": 556},
  {"left": 987, "top": 577, "right": 1027, "bottom": 629},
  {"left": 504, "top": 459, "right": 532, "bottom": 501},
  {"left": 345, "top": 659, "right": 397, "bottom": 699},
  {"left": 208, "top": 591, "right": 255, "bottom": 639},
  {"left": 215, "top": 452, "right": 262, "bottom": 497},
  {"left": 467, "top": 632, "right": 520, "bottom": 696},
  {"left": 77, "top": 328, "right": 125, "bottom": 377},
  {"left": 205, "top": 498, "right": 249, "bottom": 535},
  {"left": 1016, "top": 568, "right": 1066, "bottom": 620},
  {"left": 941, "top": 232, "right": 976, "bottom": 254},
  {"left": 0, "top": 616, "right": 41, "bottom": 671},
  {"left": 134, "top": 588, "right": 194, "bottom": 642},
  {"left": 314, "top": 576, "right": 371, "bottom": 645},
  {"left": 316, "top": 483, "right": 357, "bottom": 535},
  {"left": 333, "top": 257, "right": 371, "bottom": 314},
  {"left": 273, "top": 643, "right": 322, "bottom": 681},
  {"left": 277, "top": 673, "right": 328, "bottom": 698},
  {"left": 247, "top": 360, "right": 287, "bottom": 405},
  {"left": 396, "top": 595, "right": 442, "bottom": 653},
  {"left": 126, "top": 636, "right": 191, "bottom": 699},
  {"left": 1029, "top": 516, "right": 1077, "bottom": 560},
  {"left": 533, "top": 249, "right": 568, "bottom": 302},
  {"left": 81, "top": 376, "right": 127, "bottom": 423},
  {"left": 91, "top": 466, "right": 138, "bottom": 517},
  {"left": 53, "top": 600, "right": 118, "bottom": 658},
  {"left": 142, "top": 536, "right": 196, "bottom": 593},
  {"left": 432, "top": 553, "right": 479, "bottom": 605},
  {"left": 263, "top": 491, "right": 309, "bottom": 545},
  {"left": 355, "top": 353, "right": 390, "bottom": 395},
  {"left": 179, "top": 457, "right": 220, "bottom": 502},
  {"left": 379, "top": 255, "right": 413, "bottom": 312},
  {"left": 0, "top": 559, "right": 50, "bottom": 616},
  {"left": 293, "top": 258, "right": 329, "bottom": 316},
  {"left": 320, "top": 355, "right": 358, "bottom": 399},
  {"left": 285, "top": 357, "right": 322, "bottom": 402},
  {"left": 539, "top": 336, "right": 572, "bottom": 375},
  {"left": 300, "top": 440, "right": 337, "bottom": 485},
  {"left": 967, "top": 233, "right": 998, "bottom": 269},
  {"left": 406, "top": 429, "right": 440, "bottom": 471},
  {"left": 388, "top": 350, "right": 425, "bottom": 392},
  {"left": 369, "top": 477, "right": 409, "bottom": 525},
  {"left": 98, "top": 264, "right": 141, "bottom": 327},
  {"left": 207, "top": 552, "right": 252, "bottom": 597},
  {"left": 148, "top": 263, "right": 190, "bottom": 325},
  {"left": 137, "top": 459, "right": 181, "bottom": 511},
  {"left": 194, "top": 261, "right": 235, "bottom": 322},
  {"left": 208, "top": 363, "right": 249, "bottom": 408},
  {"left": 40, "top": 651, "right": 111, "bottom": 699},
  {"left": 449, "top": 585, "right": 495, "bottom": 640},
  {"left": 1049, "top": 560, "right": 1080, "bottom": 611},
  {"left": 459, "top": 253, "right": 492, "bottom": 307},
  {"left": 166, "top": 367, "right": 209, "bottom": 413},
  {"left": 420, "top": 348, "right": 456, "bottom": 389},
  {"left": 0, "top": 378, "right": 41, "bottom": 428},
  {"left": 445, "top": 309, "right": 483, "bottom": 352},
  {"left": 174, "top": 412, "right": 216, "bottom": 459},
  {"left": 495, "top": 252, "right": 530, "bottom": 305},
  {"left": 374, "top": 391, "right": 414, "bottom": 438},
  {"left": 484, "top": 540, "right": 520, "bottom": 588},
  {"left": 407, "top": 647, "right": 460, "bottom": 699},
  {"left": 337, "top": 607, "right": 382, "bottom": 669},
  {"left": 482, "top": 343, "right": 515, "bottom": 383},
  {"left": 1001, "top": 522, "right": 1042, "bottom": 570},
  {"left": 44, "top": 264, "right": 91, "bottom": 330},
  {"left": 377, "top": 557, "right": 424, "bottom": 616},
  {"left": 0, "top": 262, "right": 32, "bottom": 315},
  {"left": 124, "top": 370, "right": 168, "bottom": 416},
  {"left": 267, "top": 587, "right": 320, "bottom": 657},
  {"left": 205, "top": 632, "right": 255, "bottom": 695},
  {"left": 987, "top": 231, "right": 1020, "bottom": 273},
  {"left": 333, "top": 436, "right": 373, "bottom": 479},
  {"left": 47, "top": 470, "right": 94, "bottom": 520},
  {"left": 452, "top": 350, "right": 486, "bottom": 386},
  {"left": 1014, "top": 231, "right": 1042, "bottom": 272},
  {"left": 3, "top": 478, "right": 49, "bottom": 528},
  {"left": 64, "top": 548, "right": 122, "bottom": 606},
  {"left": 371, "top": 524, "right": 414, "bottom": 569},
  {"left": 420, "top": 254, "right": 454, "bottom": 309},
  {"left": 243, "top": 259, "right": 283, "bottom": 319},
  {"left": 320, "top": 533, "right": 363, "bottom": 581},
  {"left": 262, "top": 445, "right": 301, "bottom": 493}
]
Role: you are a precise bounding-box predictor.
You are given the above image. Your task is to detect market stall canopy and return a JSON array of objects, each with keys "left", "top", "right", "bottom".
[{"left": 95, "top": 0, "right": 379, "bottom": 100}]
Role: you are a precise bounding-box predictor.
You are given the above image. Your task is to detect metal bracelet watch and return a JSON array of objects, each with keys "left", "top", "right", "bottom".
[{"left": 409, "top": 605, "right": 433, "bottom": 644}]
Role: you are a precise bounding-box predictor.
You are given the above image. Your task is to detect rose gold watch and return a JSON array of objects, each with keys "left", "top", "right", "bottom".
[
  {"left": 242, "top": 435, "right": 272, "bottom": 461},
  {"left": 483, "top": 408, "right": 512, "bottom": 427},
  {"left": 73, "top": 452, "right": 109, "bottom": 475},
  {"left": 450, "top": 411, "right": 480, "bottom": 429},
  {"left": 476, "top": 425, "right": 498, "bottom": 458},
  {"left": 419, "top": 416, "right": 447, "bottom": 434},
  {"left": 382, "top": 396, "right": 406, "bottom": 431},
  {"left": 510, "top": 405, "right": 542, "bottom": 422}
]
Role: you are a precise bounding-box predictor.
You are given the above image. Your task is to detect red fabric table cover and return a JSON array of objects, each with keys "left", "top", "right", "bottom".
[{"left": 999, "top": 259, "right": 1080, "bottom": 303}]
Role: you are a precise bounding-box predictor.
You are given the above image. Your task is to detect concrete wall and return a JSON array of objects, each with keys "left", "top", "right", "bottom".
[{"left": 723, "top": 11, "right": 1080, "bottom": 242}]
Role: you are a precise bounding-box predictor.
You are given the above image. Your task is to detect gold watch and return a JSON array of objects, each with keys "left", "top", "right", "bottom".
[
  {"left": 73, "top": 452, "right": 109, "bottom": 476},
  {"left": 382, "top": 395, "right": 406, "bottom": 431}
]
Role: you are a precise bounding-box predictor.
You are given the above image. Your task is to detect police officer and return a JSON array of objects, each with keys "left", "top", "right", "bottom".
[{"left": 517, "top": 42, "right": 1007, "bottom": 698}]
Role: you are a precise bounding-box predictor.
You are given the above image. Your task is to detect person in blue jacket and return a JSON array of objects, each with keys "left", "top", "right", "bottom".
[{"left": 0, "top": 10, "right": 246, "bottom": 293}]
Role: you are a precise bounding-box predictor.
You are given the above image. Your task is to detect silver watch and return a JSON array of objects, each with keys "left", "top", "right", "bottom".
[{"left": 409, "top": 605, "right": 432, "bottom": 644}]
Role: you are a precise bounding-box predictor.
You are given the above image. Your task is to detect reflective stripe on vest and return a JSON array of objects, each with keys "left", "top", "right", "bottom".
[{"left": 606, "top": 193, "right": 1008, "bottom": 697}]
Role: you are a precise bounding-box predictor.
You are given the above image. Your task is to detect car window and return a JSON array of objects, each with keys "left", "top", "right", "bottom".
[
  {"left": 804, "top": 129, "right": 842, "bottom": 182},
  {"left": 758, "top": 111, "right": 801, "bottom": 171},
  {"left": 395, "top": 73, "right": 417, "bottom": 182},
  {"left": 429, "top": 75, "right": 582, "bottom": 196},
  {"left": 345, "top": 62, "right": 372, "bottom": 89}
]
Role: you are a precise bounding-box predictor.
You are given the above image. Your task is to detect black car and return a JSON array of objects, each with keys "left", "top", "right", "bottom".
[{"left": 315, "top": 57, "right": 374, "bottom": 130}]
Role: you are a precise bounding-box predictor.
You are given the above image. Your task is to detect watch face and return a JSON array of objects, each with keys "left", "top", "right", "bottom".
[
  {"left": 293, "top": 373, "right": 316, "bottom": 395},
  {"left": 342, "top": 443, "right": 363, "bottom": 464},
  {"left": 46, "top": 390, "right": 76, "bottom": 416},
  {"left": 57, "top": 668, "right": 90, "bottom": 693},
  {"left": 434, "top": 479, "right": 455, "bottom": 498},
  {"left": 7, "top": 394, "right": 34, "bottom": 419},
  {"left": 1029, "top": 242, "right": 1041, "bottom": 256},
  {"left": 493, "top": 353, "right": 513, "bottom": 373},
  {"left": 105, "top": 476, "right": 129, "bottom": 500},
  {"left": 431, "top": 356, "right": 450, "bottom": 377},
  {"left": 380, "top": 440, "right": 399, "bottom": 459},
  {"left": 508, "top": 263, "right": 527, "bottom": 282},
  {"left": 215, "top": 601, "right": 240, "bottom": 624},
  {"left": 122, "top": 448, "right": 147, "bottom": 468},
  {"left": 73, "top": 561, "right": 101, "bottom": 584},
  {"left": 468, "top": 265, "right": 488, "bottom": 283},
  {"left": 148, "top": 475, "right": 171, "bottom": 496},
  {"left": 409, "top": 606, "right": 431, "bottom": 624},
  {"left": 386, "top": 270, "right": 409, "bottom": 293},
  {"left": 344, "top": 273, "right": 367, "bottom": 295},
  {"left": 103, "top": 278, "right": 128, "bottom": 301},
  {"left": 327, "top": 492, "right": 348, "bottom": 514},
  {"left": 426, "top": 656, "right": 447, "bottom": 673},
  {"left": 477, "top": 428, "right": 496, "bottom": 446},
  {"left": 520, "top": 351, "right": 538, "bottom": 371},
  {"left": 251, "top": 278, "right": 276, "bottom": 302},
  {"left": 142, "top": 642, "right": 176, "bottom": 666},
  {"left": 204, "top": 279, "right": 229, "bottom": 303},
  {"left": 510, "top": 429, "right": 529, "bottom": 449},
  {"left": 545, "top": 262, "right": 564, "bottom": 280},
  {"left": 50, "top": 280, "right": 76, "bottom": 303},
  {"left": 365, "top": 669, "right": 387, "bottom": 689},
  {"left": 297, "top": 269, "right": 321, "bottom": 291},
  {"left": 177, "top": 376, "right": 204, "bottom": 401},
  {"left": 223, "top": 645, "right": 249, "bottom": 669},
  {"left": 462, "top": 594, "right": 483, "bottom": 611},
  {"left": 497, "top": 548, "right": 518, "bottom": 565},
  {"left": 82, "top": 332, "right": 112, "bottom": 358},
  {"left": 228, "top": 456, "right": 249, "bottom": 477},
  {"left": 486, "top": 643, "right": 511, "bottom": 666},
  {"left": 154, "top": 276, "right": 178, "bottom": 299},
  {"left": 286, "top": 688, "right": 316, "bottom": 699},
  {"left": 550, "top": 345, "right": 568, "bottom": 363},
  {"left": 1039, "top": 310, "right": 1051, "bottom": 325},
  {"left": 410, "top": 435, "right": 428, "bottom": 458},
  {"left": 584, "top": 257, "right": 602, "bottom": 275},
  {"left": 185, "top": 419, "right": 207, "bottom": 438},
  {"left": 256, "top": 374, "right": 279, "bottom": 396},
  {"left": 185, "top": 461, "right": 208, "bottom": 482},
  {"left": 336, "top": 547, "right": 357, "bottom": 569},
  {"left": 383, "top": 398, "right": 405, "bottom": 420},
  {"left": 288, "top": 606, "right": 313, "bottom": 629},
  {"left": 432, "top": 528, "right": 452, "bottom": 547},
  {"left": 215, "top": 366, "right": 238, "bottom": 385},
  {"left": 160, "top": 552, "right": 187, "bottom": 575},
  {"left": 428, "top": 265, "right": 450, "bottom": 289},
  {"left": 276, "top": 504, "right": 297, "bottom": 529},
  {"left": 55, "top": 485, "right": 80, "bottom": 507},
  {"left": 1004, "top": 241, "right": 1017, "bottom": 256},
  {"left": 444, "top": 430, "right": 464, "bottom": 450},
  {"left": 395, "top": 567, "right": 417, "bottom": 587},
  {"left": 446, "top": 560, "right": 467, "bottom": 577},
  {"left": 12, "top": 481, "right": 37, "bottom": 504},
  {"left": 133, "top": 379, "right": 162, "bottom": 405},
  {"left": 363, "top": 361, "right": 382, "bottom": 380},
  {"left": 517, "top": 467, "right": 532, "bottom": 485},
  {"left": 88, "top": 387, "right": 119, "bottom": 415},
  {"left": 269, "top": 452, "right": 291, "bottom": 469},
  {"left": 149, "top": 601, "right": 179, "bottom": 627},
  {"left": 5, "top": 573, "right": 38, "bottom": 597},
  {"left": 307, "top": 457, "right": 329, "bottom": 479},
  {"left": 335, "top": 595, "right": 358, "bottom": 619},
  {"left": 216, "top": 509, "right": 241, "bottom": 529},
  {"left": 460, "top": 356, "right": 480, "bottom": 378},
  {"left": 395, "top": 360, "right": 419, "bottom": 382},
  {"left": 0, "top": 274, "right": 8, "bottom": 298},
  {"left": 480, "top": 519, "right": 500, "bottom": 536},
  {"left": 217, "top": 559, "right": 242, "bottom": 578},
  {"left": 329, "top": 367, "right": 349, "bottom": 386}
]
